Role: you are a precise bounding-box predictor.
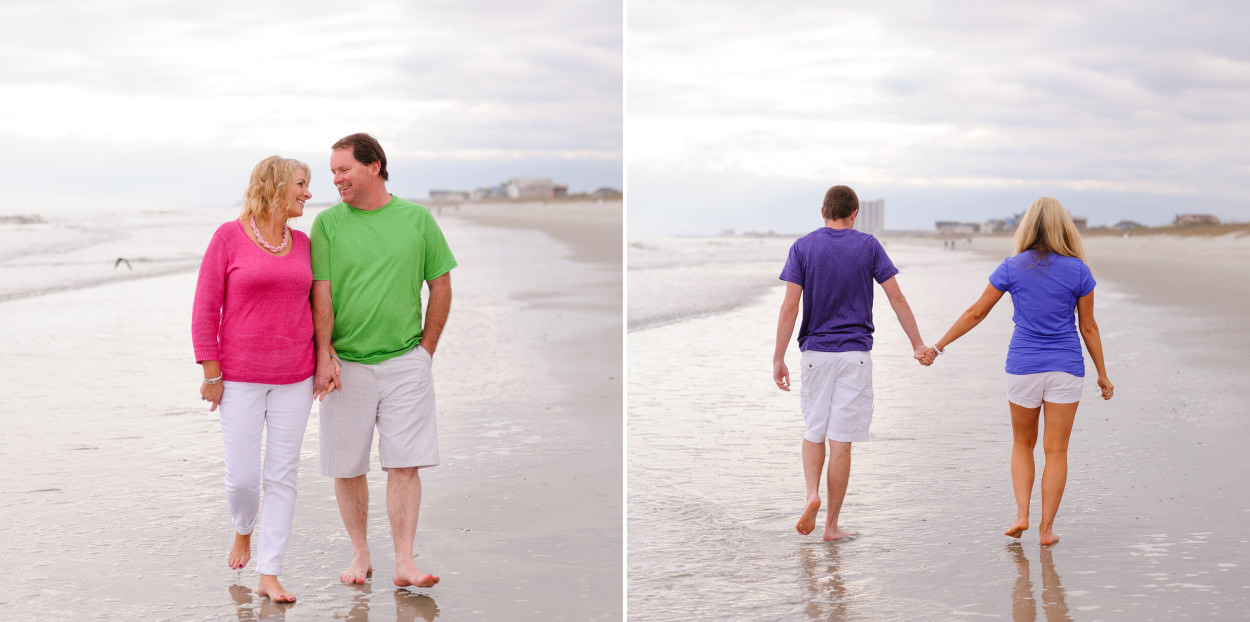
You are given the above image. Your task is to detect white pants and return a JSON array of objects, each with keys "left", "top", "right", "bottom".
[{"left": 219, "top": 377, "right": 313, "bottom": 576}]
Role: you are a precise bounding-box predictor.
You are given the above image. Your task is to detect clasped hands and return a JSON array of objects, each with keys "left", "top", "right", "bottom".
[{"left": 913, "top": 345, "right": 940, "bottom": 367}]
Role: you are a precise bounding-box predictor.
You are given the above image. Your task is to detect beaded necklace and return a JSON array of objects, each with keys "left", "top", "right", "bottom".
[{"left": 249, "top": 217, "right": 290, "bottom": 253}]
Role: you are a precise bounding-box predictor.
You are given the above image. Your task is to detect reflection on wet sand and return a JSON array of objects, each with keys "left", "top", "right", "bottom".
[
  {"left": 228, "top": 583, "right": 439, "bottom": 621},
  {"left": 800, "top": 544, "right": 851, "bottom": 620},
  {"left": 1008, "top": 543, "right": 1071, "bottom": 622},
  {"left": 230, "top": 584, "right": 290, "bottom": 621}
]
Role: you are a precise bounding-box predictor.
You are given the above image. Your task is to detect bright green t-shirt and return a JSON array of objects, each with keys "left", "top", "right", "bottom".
[{"left": 311, "top": 196, "right": 457, "bottom": 364}]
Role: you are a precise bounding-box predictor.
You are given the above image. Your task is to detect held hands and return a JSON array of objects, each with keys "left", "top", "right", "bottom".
[
  {"left": 915, "top": 345, "right": 939, "bottom": 366},
  {"left": 314, "top": 351, "right": 342, "bottom": 401}
]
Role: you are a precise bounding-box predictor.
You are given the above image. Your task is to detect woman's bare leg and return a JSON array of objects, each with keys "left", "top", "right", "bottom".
[
  {"left": 1006, "top": 402, "right": 1041, "bottom": 538},
  {"left": 1038, "top": 401, "right": 1079, "bottom": 546}
]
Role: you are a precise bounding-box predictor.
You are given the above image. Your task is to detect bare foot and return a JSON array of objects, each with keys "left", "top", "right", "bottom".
[
  {"left": 228, "top": 532, "right": 252, "bottom": 570},
  {"left": 340, "top": 553, "right": 373, "bottom": 584},
  {"left": 1039, "top": 531, "right": 1060, "bottom": 546},
  {"left": 394, "top": 562, "right": 440, "bottom": 588},
  {"left": 1004, "top": 520, "right": 1029, "bottom": 538},
  {"left": 257, "top": 574, "right": 296, "bottom": 603},
  {"left": 796, "top": 498, "right": 821, "bottom": 535},
  {"left": 822, "top": 527, "right": 859, "bottom": 542}
]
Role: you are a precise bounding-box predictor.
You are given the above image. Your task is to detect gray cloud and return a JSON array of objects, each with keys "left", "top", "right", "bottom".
[
  {"left": 0, "top": 0, "right": 621, "bottom": 215},
  {"left": 628, "top": 0, "right": 1250, "bottom": 234}
]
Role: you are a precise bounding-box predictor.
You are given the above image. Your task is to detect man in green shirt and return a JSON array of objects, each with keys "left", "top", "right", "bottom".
[{"left": 312, "top": 133, "right": 457, "bottom": 589}]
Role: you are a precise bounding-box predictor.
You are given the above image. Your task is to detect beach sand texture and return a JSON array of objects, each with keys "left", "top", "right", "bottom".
[
  {"left": 0, "top": 200, "right": 622, "bottom": 620},
  {"left": 627, "top": 232, "right": 1249, "bottom": 620}
]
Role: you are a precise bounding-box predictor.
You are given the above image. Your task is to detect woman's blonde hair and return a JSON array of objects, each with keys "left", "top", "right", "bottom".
[
  {"left": 1013, "top": 196, "right": 1086, "bottom": 262},
  {"left": 241, "top": 156, "right": 311, "bottom": 225}
]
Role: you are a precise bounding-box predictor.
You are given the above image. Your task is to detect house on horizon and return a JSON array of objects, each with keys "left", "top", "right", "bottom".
[
  {"left": 1173, "top": 213, "right": 1221, "bottom": 226},
  {"left": 935, "top": 220, "right": 980, "bottom": 235},
  {"left": 504, "top": 177, "right": 569, "bottom": 199}
]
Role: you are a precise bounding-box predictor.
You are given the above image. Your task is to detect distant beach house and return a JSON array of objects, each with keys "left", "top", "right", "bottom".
[
  {"left": 1173, "top": 213, "right": 1221, "bottom": 226},
  {"left": 504, "top": 177, "right": 569, "bottom": 200},
  {"left": 935, "top": 221, "right": 981, "bottom": 235}
]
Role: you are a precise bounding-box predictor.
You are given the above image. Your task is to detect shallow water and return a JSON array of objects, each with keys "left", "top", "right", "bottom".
[{"left": 627, "top": 237, "right": 1250, "bottom": 621}]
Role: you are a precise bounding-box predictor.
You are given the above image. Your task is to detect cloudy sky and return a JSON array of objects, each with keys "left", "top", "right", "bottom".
[
  {"left": 628, "top": 1, "right": 1250, "bottom": 237},
  {"left": 1, "top": 0, "right": 621, "bottom": 216}
]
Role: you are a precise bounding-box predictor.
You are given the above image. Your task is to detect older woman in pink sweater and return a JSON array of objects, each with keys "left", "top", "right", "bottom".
[{"left": 192, "top": 156, "right": 322, "bottom": 603}]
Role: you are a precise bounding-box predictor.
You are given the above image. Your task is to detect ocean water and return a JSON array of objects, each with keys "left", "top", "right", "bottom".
[
  {"left": 0, "top": 206, "right": 622, "bottom": 620},
  {"left": 627, "top": 235, "right": 1250, "bottom": 621}
]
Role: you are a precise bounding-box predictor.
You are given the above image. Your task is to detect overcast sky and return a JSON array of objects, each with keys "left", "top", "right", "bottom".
[
  {"left": 0, "top": 0, "right": 621, "bottom": 216},
  {"left": 628, "top": 1, "right": 1250, "bottom": 237}
]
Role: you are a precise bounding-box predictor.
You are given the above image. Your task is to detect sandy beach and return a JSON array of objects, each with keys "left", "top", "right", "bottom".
[
  {"left": 0, "top": 200, "right": 622, "bottom": 620},
  {"left": 628, "top": 231, "right": 1250, "bottom": 620}
]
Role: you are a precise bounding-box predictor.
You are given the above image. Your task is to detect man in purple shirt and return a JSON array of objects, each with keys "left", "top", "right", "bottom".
[{"left": 773, "top": 184, "right": 933, "bottom": 541}]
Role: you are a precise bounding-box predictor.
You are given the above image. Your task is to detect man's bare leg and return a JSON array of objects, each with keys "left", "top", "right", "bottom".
[
  {"left": 335, "top": 475, "right": 373, "bottom": 584},
  {"left": 1038, "top": 401, "right": 1078, "bottom": 546},
  {"left": 257, "top": 573, "right": 296, "bottom": 603},
  {"left": 388, "top": 467, "right": 439, "bottom": 587},
  {"left": 1006, "top": 402, "right": 1041, "bottom": 538},
  {"left": 228, "top": 532, "right": 251, "bottom": 570},
  {"left": 822, "top": 440, "right": 858, "bottom": 541},
  {"left": 797, "top": 439, "right": 824, "bottom": 535}
]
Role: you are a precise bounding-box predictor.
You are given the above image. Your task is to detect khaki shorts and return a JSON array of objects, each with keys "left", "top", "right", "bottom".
[
  {"left": 800, "top": 350, "right": 874, "bottom": 443},
  {"left": 1006, "top": 371, "right": 1083, "bottom": 408},
  {"left": 319, "top": 345, "right": 439, "bottom": 478}
]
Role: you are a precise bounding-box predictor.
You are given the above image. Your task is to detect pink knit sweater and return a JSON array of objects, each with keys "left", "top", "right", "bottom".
[{"left": 192, "top": 221, "right": 315, "bottom": 384}]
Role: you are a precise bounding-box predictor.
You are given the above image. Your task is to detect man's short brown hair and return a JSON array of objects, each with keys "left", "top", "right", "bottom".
[
  {"left": 332, "top": 133, "right": 389, "bottom": 181},
  {"left": 821, "top": 185, "right": 859, "bottom": 220}
]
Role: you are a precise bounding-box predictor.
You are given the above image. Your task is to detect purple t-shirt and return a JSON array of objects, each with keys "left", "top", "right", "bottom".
[
  {"left": 779, "top": 227, "right": 899, "bottom": 352},
  {"left": 988, "top": 250, "right": 1096, "bottom": 377}
]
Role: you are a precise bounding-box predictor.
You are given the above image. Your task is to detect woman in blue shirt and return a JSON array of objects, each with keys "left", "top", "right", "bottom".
[{"left": 929, "top": 197, "right": 1114, "bottom": 546}]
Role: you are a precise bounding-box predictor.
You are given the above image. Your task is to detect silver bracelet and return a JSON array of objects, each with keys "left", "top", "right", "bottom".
[
  {"left": 933, "top": 345, "right": 944, "bottom": 355},
  {"left": 202, "top": 374, "right": 223, "bottom": 385}
]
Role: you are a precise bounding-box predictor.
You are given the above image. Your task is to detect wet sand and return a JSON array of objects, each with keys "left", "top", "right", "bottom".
[
  {"left": 628, "top": 234, "right": 1250, "bottom": 620},
  {"left": 0, "top": 202, "right": 622, "bottom": 620}
]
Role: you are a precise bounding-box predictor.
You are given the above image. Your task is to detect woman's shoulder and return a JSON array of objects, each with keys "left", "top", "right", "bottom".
[{"left": 209, "top": 220, "right": 245, "bottom": 244}]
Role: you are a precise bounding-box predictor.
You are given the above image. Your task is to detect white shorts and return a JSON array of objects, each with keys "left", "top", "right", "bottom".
[
  {"left": 1006, "top": 371, "right": 1083, "bottom": 408},
  {"left": 800, "top": 350, "right": 874, "bottom": 443},
  {"left": 319, "top": 345, "right": 439, "bottom": 478}
]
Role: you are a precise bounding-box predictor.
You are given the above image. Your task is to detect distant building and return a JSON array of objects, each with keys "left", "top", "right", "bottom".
[
  {"left": 982, "top": 218, "right": 1010, "bottom": 233},
  {"left": 1072, "top": 216, "right": 1087, "bottom": 231},
  {"left": 1112, "top": 220, "right": 1145, "bottom": 231},
  {"left": 472, "top": 185, "right": 506, "bottom": 201},
  {"left": 504, "top": 177, "right": 567, "bottom": 200},
  {"left": 1174, "top": 213, "right": 1221, "bottom": 226},
  {"left": 935, "top": 221, "right": 981, "bottom": 235},
  {"left": 855, "top": 199, "right": 884, "bottom": 235}
]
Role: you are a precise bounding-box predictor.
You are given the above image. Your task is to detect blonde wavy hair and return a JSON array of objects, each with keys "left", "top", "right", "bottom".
[
  {"left": 241, "top": 156, "right": 311, "bottom": 225},
  {"left": 1013, "top": 196, "right": 1086, "bottom": 262}
]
